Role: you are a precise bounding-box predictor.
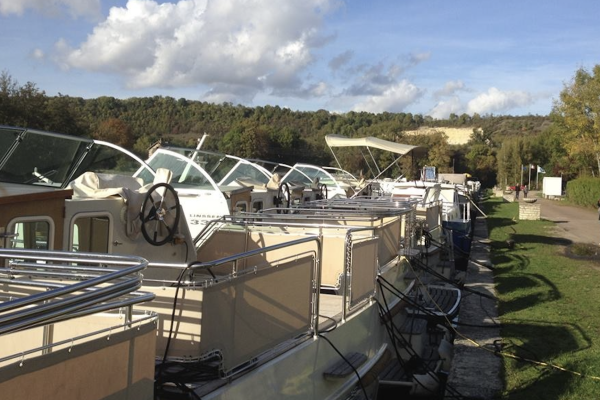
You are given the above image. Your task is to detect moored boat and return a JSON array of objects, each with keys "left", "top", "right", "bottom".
[{"left": 0, "top": 126, "right": 464, "bottom": 399}]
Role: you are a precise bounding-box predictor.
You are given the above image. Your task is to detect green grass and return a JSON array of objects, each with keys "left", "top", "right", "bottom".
[{"left": 484, "top": 196, "right": 600, "bottom": 399}]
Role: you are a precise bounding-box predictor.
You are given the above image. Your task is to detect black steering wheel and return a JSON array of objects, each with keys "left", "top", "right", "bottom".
[
  {"left": 319, "top": 183, "right": 328, "bottom": 200},
  {"left": 140, "top": 183, "right": 181, "bottom": 246},
  {"left": 276, "top": 182, "right": 291, "bottom": 214}
]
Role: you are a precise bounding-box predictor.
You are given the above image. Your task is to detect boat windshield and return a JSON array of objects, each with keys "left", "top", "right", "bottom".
[
  {"left": 141, "top": 150, "right": 215, "bottom": 189},
  {"left": 158, "top": 146, "right": 271, "bottom": 186},
  {"left": 247, "top": 159, "right": 292, "bottom": 177},
  {"left": 323, "top": 167, "right": 359, "bottom": 185},
  {"left": 0, "top": 126, "right": 153, "bottom": 188},
  {"left": 283, "top": 164, "right": 338, "bottom": 187}
]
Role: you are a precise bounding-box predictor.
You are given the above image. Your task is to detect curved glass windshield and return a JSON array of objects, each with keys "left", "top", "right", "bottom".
[
  {"left": 0, "top": 127, "right": 152, "bottom": 188},
  {"left": 283, "top": 165, "right": 338, "bottom": 187},
  {"left": 158, "top": 146, "right": 271, "bottom": 186},
  {"left": 145, "top": 151, "right": 213, "bottom": 188},
  {"left": 0, "top": 128, "right": 89, "bottom": 187},
  {"left": 220, "top": 161, "right": 271, "bottom": 186}
]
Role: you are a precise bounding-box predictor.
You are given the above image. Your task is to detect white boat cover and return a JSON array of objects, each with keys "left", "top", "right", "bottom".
[
  {"left": 325, "top": 134, "right": 423, "bottom": 156},
  {"left": 69, "top": 168, "right": 173, "bottom": 240}
]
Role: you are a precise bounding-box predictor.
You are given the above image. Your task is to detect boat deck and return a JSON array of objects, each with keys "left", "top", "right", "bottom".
[{"left": 318, "top": 293, "right": 344, "bottom": 327}]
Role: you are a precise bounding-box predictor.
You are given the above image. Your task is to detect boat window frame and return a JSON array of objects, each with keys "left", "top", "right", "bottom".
[
  {"left": 69, "top": 212, "right": 114, "bottom": 253},
  {"left": 7, "top": 216, "right": 55, "bottom": 250}
]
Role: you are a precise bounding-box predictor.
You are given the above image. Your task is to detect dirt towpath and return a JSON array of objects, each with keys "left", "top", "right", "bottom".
[{"left": 532, "top": 193, "right": 600, "bottom": 245}]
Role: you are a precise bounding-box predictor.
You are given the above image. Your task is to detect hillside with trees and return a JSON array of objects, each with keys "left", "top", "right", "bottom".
[{"left": 3, "top": 66, "right": 598, "bottom": 190}]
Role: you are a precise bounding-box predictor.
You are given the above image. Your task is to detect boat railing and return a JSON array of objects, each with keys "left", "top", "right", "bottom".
[
  {"left": 254, "top": 200, "right": 417, "bottom": 277},
  {"left": 0, "top": 248, "right": 156, "bottom": 366},
  {"left": 196, "top": 209, "right": 413, "bottom": 313},
  {"left": 151, "top": 204, "right": 421, "bottom": 375},
  {"left": 143, "top": 235, "right": 321, "bottom": 376},
  {"left": 193, "top": 214, "right": 229, "bottom": 249}
]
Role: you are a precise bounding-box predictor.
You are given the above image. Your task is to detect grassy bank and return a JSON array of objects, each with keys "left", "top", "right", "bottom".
[{"left": 485, "top": 196, "right": 600, "bottom": 399}]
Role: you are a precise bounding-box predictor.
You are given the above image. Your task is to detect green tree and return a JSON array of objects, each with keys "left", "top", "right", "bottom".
[
  {"left": 465, "top": 143, "right": 496, "bottom": 187},
  {"left": 552, "top": 65, "right": 600, "bottom": 175},
  {"left": 93, "top": 118, "right": 134, "bottom": 149},
  {"left": 496, "top": 137, "right": 533, "bottom": 188},
  {"left": 0, "top": 70, "right": 18, "bottom": 124},
  {"left": 220, "top": 121, "right": 270, "bottom": 159}
]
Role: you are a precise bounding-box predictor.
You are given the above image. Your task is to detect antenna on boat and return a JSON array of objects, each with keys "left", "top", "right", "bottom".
[
  {"left": 180, "top": 133, "right": 209, "bottom": 183},
  {"left": 196, "top": 133, "right": 209, "bottom": 151}
]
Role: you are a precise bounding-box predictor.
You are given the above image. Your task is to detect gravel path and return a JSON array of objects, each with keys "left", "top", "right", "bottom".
[{"left": 534, "top": 193, "right": 600, "bottom": 245}]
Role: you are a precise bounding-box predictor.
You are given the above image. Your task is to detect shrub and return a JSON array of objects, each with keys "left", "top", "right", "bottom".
[{"left": 565, "top": 177, "right": 600, "bottom": 207}]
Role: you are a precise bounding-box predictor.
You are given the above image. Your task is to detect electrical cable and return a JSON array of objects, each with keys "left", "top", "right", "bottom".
[
  {"left": 161, "top": 267, "right": 188, "bottom": 363},
  {"left": 410, "top": 256, "right": 497, "bottom": 301},
  {"left": 154, "top": 266, "right": 221, "bottom": 399},
  {"left": 317, "top": 333, "right": 369, "bottom": 400},
  {"left": 406, "top": 257, "right": 600, "bottom": 384},
  {"left": 377, "top": 282, "right": 443, "bottom": 396},
  {"left": 400, "top": 264, "right": 488, "bottom": 399},
  {"left": 376, "top": 276, "right": 467, "bottom": 399},
  {"left": 317, "top": 314, "right": 338, "bottom": 333}
]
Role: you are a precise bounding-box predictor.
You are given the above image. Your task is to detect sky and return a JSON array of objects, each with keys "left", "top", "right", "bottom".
[{"left": 1, "top": 0, "right": 599, "bottom": 119}]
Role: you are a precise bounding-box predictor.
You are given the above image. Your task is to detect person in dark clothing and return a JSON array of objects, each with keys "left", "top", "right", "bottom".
[
  {"left": 523, "top": 185, "right": 528, "bottom": 198},
  {"left": 515, "top": 184, "right": 520, "bottom": 200}
]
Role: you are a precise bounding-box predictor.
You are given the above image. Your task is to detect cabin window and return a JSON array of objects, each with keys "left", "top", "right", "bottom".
[
  {"left": 234, "top": 201, "right": 248, "bottom": 213},
  {"left": 8, "top": 218, "right": 53, "bottom": 250},
  {"left": 252, "top": 200, "right": 264, "bottom": 212},
  {"left": 72, "top": 215, "right": 110, "bottom": 253}
]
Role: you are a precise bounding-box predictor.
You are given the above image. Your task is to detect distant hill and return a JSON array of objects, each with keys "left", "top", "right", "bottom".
[{"left": 405, "top": 127, "right": 474, "bottom": 145}]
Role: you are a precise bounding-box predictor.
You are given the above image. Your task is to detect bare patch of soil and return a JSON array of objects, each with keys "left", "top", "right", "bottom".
[{"left": 564, "top": 243, "right": 600, "bottom": 263}]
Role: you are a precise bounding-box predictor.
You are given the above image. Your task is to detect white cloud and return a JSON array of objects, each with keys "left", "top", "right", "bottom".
[
  {"left": 31, "top": 48, "right": 45, "bottom": 60},
  {"left": 434, "top": 80, "right": 465, "bottom": 99},
  {"left": 352, "top": 80, "right": 423, "bottom": 113},
  {"left": 0, "top": 0, "right": 101, "bottom": 19},
  {"left": 407, "top": 52, "right": 431, "bottom": 66},
  {"left": 53, "top": 0, "right": 339, "bottom": 102},
  {"left": 428, "top": 97, "right": 463, "bottom": 119},
  {"left": 466, "top": 87, "right": 534, "bottom": 115}
]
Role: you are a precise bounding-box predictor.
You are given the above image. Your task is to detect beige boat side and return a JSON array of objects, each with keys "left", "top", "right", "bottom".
[{"left": 0, "top": 247, "right": 157, "bottom": 400}]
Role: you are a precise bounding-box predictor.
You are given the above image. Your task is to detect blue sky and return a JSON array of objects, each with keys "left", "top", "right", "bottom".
[{"left": 1, "top": 0, "right": 599, "bottom": 118}]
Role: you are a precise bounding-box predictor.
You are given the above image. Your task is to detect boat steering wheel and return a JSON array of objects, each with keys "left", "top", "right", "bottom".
[
  {"left": 276, "top": 182, "right": 291, "bottom": 214},
  {"left": 140, "top": 183, "right": 181, "bottom": 246}
]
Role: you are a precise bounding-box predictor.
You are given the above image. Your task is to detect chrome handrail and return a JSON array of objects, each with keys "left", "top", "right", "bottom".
[{"left": 0, "top": 248, "right": 153, "bottom": 336}]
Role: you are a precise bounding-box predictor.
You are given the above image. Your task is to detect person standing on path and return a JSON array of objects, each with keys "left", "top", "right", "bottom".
[
  {"left": 515, "top": 184, "right": 520, "bottom": 200},
  {"left": 524, "top": 185, "right": 528, "bottom": 198}
]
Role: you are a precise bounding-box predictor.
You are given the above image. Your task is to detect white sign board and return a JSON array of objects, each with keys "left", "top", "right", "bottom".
[{"left": 542, "top": 177, "right": 562, "bottom": 197}]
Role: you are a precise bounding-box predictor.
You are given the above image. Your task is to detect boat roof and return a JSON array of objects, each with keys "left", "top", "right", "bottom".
[
  {"left": 325, "top": 134, "right": 425, "bottom": 156},
  {"left": 0, "top": 125, "right": 155, "bottom": 189}
]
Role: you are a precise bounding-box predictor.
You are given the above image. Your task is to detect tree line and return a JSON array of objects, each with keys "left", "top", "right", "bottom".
[{"left": 2, "top": 66, "right": 599, "bottom": 189}]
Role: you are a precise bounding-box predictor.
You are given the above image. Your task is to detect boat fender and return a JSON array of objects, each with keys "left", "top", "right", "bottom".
[
  {"left": 410, "top": 371, "right": 439, "bottom": 396},
  {"left": 438, "top": 338, "right": 454, "bottom": 371}
]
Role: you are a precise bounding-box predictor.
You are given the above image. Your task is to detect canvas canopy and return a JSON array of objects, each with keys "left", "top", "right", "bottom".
[{"left": 325, "top": 134, "right": 425, "bottom": 156}]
